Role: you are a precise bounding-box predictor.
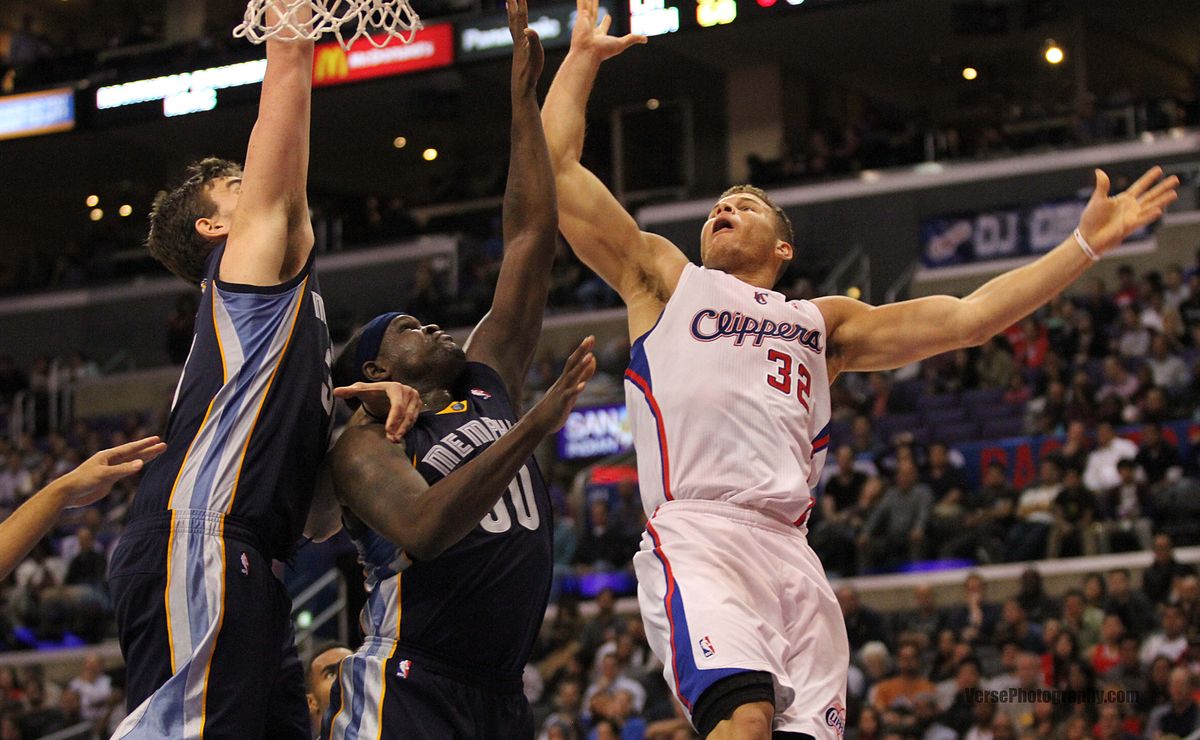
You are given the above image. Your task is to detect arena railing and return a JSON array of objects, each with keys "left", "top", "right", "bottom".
[
  {"left": 8, "top": 391, "right": 34, "bottom": 441},
  {"left": 291, "top": 566, "right": 351, "bottom": 662},
  {"left": 820, "top": 246, "right": 866, "bottom": 300},
  {"left": 0, "top": 234, "right": 460, "bottom": 407},
  {"left": 883, "top": 261, "right": 919, "bottom": 305},
  {"left": 638, "top": 130, "right": 1200, "bottom": 228}
]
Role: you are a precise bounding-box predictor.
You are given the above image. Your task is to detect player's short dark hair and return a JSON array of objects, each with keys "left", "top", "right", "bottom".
[
  {"left": 147, "top": 157, "right": 243, "bottom": 286},
  {"left": 719, "top": 184, "right": 795, "bottom": 286}
]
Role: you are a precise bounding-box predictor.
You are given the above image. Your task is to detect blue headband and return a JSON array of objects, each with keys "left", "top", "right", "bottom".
[{"left": 354, "top": 312, "right": 406, "bottom": 383}]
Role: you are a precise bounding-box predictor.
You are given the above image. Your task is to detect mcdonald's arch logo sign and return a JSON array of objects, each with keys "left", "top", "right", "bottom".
[{"left": 312, "top": 22, "right": 454, "bottom": 88}]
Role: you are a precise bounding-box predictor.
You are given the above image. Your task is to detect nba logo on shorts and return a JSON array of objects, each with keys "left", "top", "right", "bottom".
[
  {"left": 470, "top": 388, "right": 492, "bottom": 399},
  {"left": 397, "top": 660, "right": 412, "bottom": 679},
  {"left": 699, "top": 636, "right": 715, "bottom": 658},
  {"left": 240, "top": 553, "right": 250, "bottom": 576},
  {"left": 824, "top": 702, "right": 846, "bottom": 737}
]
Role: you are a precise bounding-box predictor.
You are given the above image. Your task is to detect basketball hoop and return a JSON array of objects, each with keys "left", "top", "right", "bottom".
[{"left": 233, "top": 0, "right": 422, "bottom": 50}]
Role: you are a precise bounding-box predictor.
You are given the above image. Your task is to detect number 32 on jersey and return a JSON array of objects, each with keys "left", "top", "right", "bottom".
[{"left": 766, "top": 349, "right": 811, "bottom": 411}]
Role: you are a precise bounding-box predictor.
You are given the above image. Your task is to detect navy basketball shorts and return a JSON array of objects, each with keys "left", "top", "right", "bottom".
[
  {"left": 108, "top": 509, "right": 308, "bottom": 739},
  {"left": 323, "top": 639, "right": 533, "bottom": 740}
]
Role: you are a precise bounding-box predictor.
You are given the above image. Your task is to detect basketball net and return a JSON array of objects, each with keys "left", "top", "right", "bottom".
[{"left": 233, "top": 0, "right": 422, "bottom": 49}]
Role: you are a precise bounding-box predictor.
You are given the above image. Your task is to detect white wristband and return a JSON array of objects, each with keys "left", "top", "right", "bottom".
[{"left": 1073, "top": 228, "right": 1100, "bottom": 262}]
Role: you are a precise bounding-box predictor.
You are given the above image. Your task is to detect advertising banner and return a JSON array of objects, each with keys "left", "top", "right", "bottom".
[
  {"left": 557, "top": 403, "right": 633, "bottom": 460},
  {"left": 0, "top": 88, "right": 75, "bottom": 141}
]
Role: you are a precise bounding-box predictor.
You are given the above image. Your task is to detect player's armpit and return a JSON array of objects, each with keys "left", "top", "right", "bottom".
[
  {"left": 330, "top": 426, "right": 434, "bottom": 555},
  {"left": 303, "top": 462, "right": 342, "bottom": 542},
  {"left": 556, "top": 162, "right": 688, "bottom": 305}
]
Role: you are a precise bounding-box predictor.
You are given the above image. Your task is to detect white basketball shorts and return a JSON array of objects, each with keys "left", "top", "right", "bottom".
[{"left": 633, "top": 499, "right": 849, "bottom": 737}]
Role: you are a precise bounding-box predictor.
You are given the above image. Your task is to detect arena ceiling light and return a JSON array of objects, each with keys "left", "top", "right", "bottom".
[
  {"left": 1043, "top": 39, "right": 1064, "bottom": 65},
  {"left": 962, "top": 66, "right": 978, "bottom": 81}
]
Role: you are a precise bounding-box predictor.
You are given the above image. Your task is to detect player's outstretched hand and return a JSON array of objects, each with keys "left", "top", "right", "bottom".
[
  {"left": 508, "top": 0, "right": 545, "bottom": 92},
  {"left": 570, "top": 0, "right": 646, "bottom": 63},
  {"left": 1077, "top": 166, "right": 1179, "bottom": 255},
  {"left": 334, "top": 381, "right": 422, "bottom": 443},
  {"left": 529, "top": 336, "right": 596, "bottom": 433},
  {"left": 57, "top": 436, "right": 167, "bottom": 508}
]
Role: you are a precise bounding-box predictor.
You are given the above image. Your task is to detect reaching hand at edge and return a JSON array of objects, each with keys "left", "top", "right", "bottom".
[
  {"left": 526, "top": 336, "right": 597, "bottom": 433},
  {"left": 57, "top": 436, "right": 168, "bottom": 508},
  {"left": 334, "top": 381, "right": 423, "bottom": 443},
  {"left": 508, "top": 0, "right": 545, "bottom": 92},
  {"left": 1078, "top": 166, "right": 1179, "bottom": 254},
  {"left": 570, "top": 0, "right": 647, "bottom": 62},
  {"left": 0, "top": 435, "right": 166, "bottom": 579}
]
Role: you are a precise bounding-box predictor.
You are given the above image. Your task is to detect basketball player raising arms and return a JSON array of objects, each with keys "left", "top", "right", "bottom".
[
  {"left": 319, "top": 1, "right": 594, "bottom": 737},
  {"left": 107, "top": 5, "right": 417, "bottom": 738},
  {"left": 543, "top": 2, "right": 1180, "bottom": 737}
]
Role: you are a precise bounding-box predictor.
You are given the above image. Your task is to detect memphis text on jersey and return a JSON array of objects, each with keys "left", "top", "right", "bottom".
[
  {"left": 689, "top": 308, "right": 823, "bottom": 353},
  {"left": 420, "top": 416, "right": 516, "bottom": 476}
]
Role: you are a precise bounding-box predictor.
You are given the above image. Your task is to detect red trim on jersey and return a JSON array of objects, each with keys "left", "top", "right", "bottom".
[
  {"left": 793, "top": 498, "right": 816, "bottom": 527},
  {"left": 811, "top": 434, "right": 830, "bottom": 454},
  {"left": 647, "top": 521, "right": 691, "bottom": 710},
  {"left": 625, "top": 369, "right": 673, "bottom": 501}
]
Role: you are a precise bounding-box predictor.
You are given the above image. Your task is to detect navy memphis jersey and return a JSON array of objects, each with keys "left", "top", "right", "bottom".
[
  {"left": 130, "top": 243, "right": 334, "bottom": 560},
  {"left": 348, "top": 362, "right": 553, "bottom": 677}
]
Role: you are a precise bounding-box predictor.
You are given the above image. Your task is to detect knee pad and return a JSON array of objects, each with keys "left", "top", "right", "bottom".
[{"left": 692, "top": 670, "right": 775, "bottom": 737}]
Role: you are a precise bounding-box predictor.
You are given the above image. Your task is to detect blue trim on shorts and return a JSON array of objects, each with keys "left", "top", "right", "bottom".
[{"left": 647, "top": 522, "right": 749, "bottom": 711}]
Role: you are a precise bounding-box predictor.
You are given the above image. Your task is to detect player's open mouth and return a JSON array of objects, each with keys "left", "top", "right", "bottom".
[{"left": 713, "top": 217, "right": 734, "bottom": 235}]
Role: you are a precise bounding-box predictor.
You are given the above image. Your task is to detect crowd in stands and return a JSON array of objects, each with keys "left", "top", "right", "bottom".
[
  {"left": 2, "top": 4, "right": 1198, "bottom": 300},
  {"left": 826, "top": 560, "right": 1200, "bottom": 740},
  {"left": 0, "top": 406, "right": 154, "bottom": 737},
  {"left": 6, "top": 256, "right": 1200, "bottom": 735},
  {"left": 0, "top": 655, "right": 125, "bottom": 739},
  {"left": 792, "top": 257, "right": 1200, "bottom": 578},
  {"left": 391, "top": 549, "right": 1200, "bottom": 740},
  {"left": 748, "top": 91, "right": 1199, "bottom": 189}
]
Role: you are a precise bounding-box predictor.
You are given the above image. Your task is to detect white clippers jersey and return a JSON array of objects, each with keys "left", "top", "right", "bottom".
[{"left": 625, "top": 263, "right": 832, "bottom": 526}]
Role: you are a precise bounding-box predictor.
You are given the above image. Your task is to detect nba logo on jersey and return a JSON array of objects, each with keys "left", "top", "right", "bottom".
[
  {"left": 397, "top": 660, "right": 412, "bottom": 679},
  {"left": 470, "top": 388, "right": 492, "bottom": 399},
  {"left": 240, "top": 553, "right": 250, "bottom": 576},
  {"left": 699, "top": 635, "right": 715, "bottom": 659}
]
